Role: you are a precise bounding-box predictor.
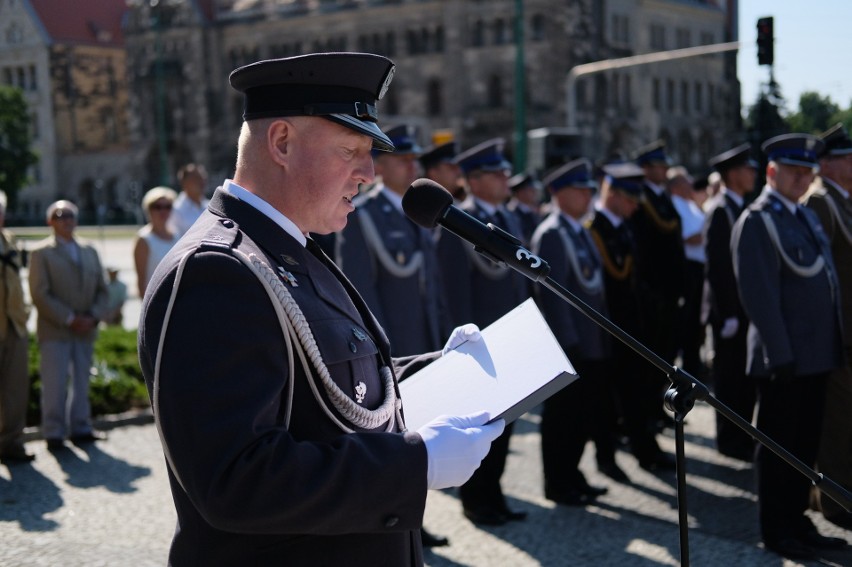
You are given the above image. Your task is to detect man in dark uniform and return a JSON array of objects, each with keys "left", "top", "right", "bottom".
[
  {"left": 337, "top": 124, "right": 450, "bottom": 358},
  {"left": 437, "top": 138, "right": 529, "bottom": 526},
  {"left": 337, "top": 124, "right": 452, "bottom": 548},
  {"left": 507, "top": 171, "right": 544, "bottom": 245},
  {"left": 532, "top": 158, "right": 610, "bottom": 505},
  {"left": 703, "top": 143, "right": 758, "bottom": 462},
  {"left": 803, "top": 123, "right": 852, "bottom": 530},
  {"left": 419, "top": 140, "right": 464, "bottom": 201},
  {"left": 732, "top": 133, "right": 846, "bottom": 560},
  {"left": 629, "top": 140, "right": 683, "bottom": 470},
  {"left": 588, "top": 162, "right": 670, "bottom": 481},
  {"left": 137, "top": 52, "right": 505, "bottom": 566}
]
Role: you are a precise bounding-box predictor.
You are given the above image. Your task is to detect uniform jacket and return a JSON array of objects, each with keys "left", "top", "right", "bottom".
[
  {"left": 531, "top": 211, "right": 609, "bottom": 361},
  {"left": 588, "top": 211, "right": 642, "bottom": 336},
  {"left": 506, "top": 198, "right": 541, "bottom": 246},
  {"left": 732, "top": 187, "right": 844, "bottom": 377},
  {"left": 0, "top": 229, "right": 29, "bottom": 340},
  {"left": 702, "top": 190, "right": 747, "bottom": 327},
  {"left": 138, "top": 189, "right": 429, "bottom": 566},
  {"left": 28, "top": 236, "right": 108, "bottom": 342},
  {"left": 436, "top": 197, "right": 528, "bottom": 328},
  {"left": 804, "top": 177, "right": 852, "bottom": 350},
  {"left": 337, "top": 186, "right": 449, "bottom": 356},
  {"left": 630, "top": 182, "right": 686, "bottom": 301}
]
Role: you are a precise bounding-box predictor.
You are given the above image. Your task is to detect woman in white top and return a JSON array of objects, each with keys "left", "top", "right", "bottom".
[{"left": 134, "top": 186, "right": 180, "bottom": 298}]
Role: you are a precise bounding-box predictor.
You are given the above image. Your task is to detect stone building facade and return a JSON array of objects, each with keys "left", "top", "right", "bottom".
[{"left": 0, "top": 0, "right": 133, "bottom": 223}]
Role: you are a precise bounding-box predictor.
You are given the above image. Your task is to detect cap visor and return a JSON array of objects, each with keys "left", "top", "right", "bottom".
[
  {"left": 325, "top": 115, "right": 394, "bottom": 152},
  {"left": 776, "top": 157, "right": 818, "bottom": 168}
]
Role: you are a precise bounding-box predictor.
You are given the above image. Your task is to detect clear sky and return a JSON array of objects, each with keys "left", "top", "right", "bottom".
[{"left": 737, "top": 1, "right": 852, "bottom": 116}]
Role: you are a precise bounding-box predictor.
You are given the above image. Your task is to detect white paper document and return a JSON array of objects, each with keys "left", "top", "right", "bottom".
[{"left": 398, "top": 298, "right": 577, "bottom": 430}]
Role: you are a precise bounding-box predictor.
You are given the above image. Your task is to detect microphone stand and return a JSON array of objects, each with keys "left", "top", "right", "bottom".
[{"left": 531, "top": 270, "right": 852, "bottom": 566}]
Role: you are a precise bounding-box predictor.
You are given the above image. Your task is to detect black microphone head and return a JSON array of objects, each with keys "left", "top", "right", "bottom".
[{"left": 402, "top": 178, "right": 454, "bottom": 228}]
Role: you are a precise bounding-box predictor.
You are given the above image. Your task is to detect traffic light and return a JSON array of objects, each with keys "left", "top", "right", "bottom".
[{"left": 757, "top": 16, "right": 774, "bottom": 66}]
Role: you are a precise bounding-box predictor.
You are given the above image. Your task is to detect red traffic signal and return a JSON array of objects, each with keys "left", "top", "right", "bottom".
[{"left": 757, "top": 16, "right": 774, "bottom": 66}]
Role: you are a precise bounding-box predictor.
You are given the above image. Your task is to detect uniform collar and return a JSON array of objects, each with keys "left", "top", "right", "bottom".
[
  {"left": 379, "top": 184, "right": 405, "bottom": 213},
  {"left": 223, "top": 179, "right": 306, "bottom": 246},
  {"left": 721, "top": 187, "right": 744, "bottom": 207},
  {"left": 822, "top": 176, "right": 850, "bottom": 200},
  {"left": 766, "top": 186, "right": 798, "bottom": 214}
]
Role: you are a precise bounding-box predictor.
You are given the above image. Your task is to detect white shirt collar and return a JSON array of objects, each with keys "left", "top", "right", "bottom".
[
  {"left": 222, "top": 180, "right": 307, "bottom": 247},
  {"left": 721, "top": 187, "right": 744, "bottom": 207},
  {"left": 822, "top": 177, "right": 851, "bottom": 200},
  {"left": 767, "top": 186, "right": 798, "bottom": 214},
  {"left": 645, "top": 180, "right": 665, "bottom": 196},
  {"left": 595, "top": 203, "right": 623, "bottom": 228},
  {"left": 380, "top": 185, "right": 405, "bottom": 213},
  {"left": 560, "top": 211, "right": 583, "bottom": 233},
  {"left": 473, "top": 197, "right": 498, "bottom": 217}
]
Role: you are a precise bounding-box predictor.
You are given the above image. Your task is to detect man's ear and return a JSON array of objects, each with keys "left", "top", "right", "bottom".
[{"left": 267, "top": 119, "right": 291, "bottom": 168}]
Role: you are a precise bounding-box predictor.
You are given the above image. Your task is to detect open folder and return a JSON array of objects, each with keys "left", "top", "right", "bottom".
[{"left": 398, "top": 298, "right": 577, "bottom": 430}]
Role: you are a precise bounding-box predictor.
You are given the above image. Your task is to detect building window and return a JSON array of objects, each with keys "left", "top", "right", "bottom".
[
  {"left": 386, "top": 32, "right": 396, "bottom": 57},
  {"left": 2, "top": 67, "right": 11, "bottom": 85},
  {"left": 700, "top": 31, "right": 714, "bottom": 45},
  {"left": 653, "top": 78, "right": 661, "bottom": 110},
  {"left": 472, "top": 20, "right": 485, "bottom": 47},
  {"left": 681, "top": 81, "right": 689, "bottom": 114},
  {"left": 421, "top": 28, "right": 430, "bottom": 53},
  {"left": 16, "top": 67, "right": 25, "bottom": 89},
  {"left": 494, "top": 18, "right": 509, "bottom": 45},
  {"left": 650, "top": 23, "right": 666, "bottom": 50},
  {"left": 667, "top": 79, "right": 675, "bottom": 112},
  {"left": 612, "top": 73, "right": 620, "bottom": 108},
  {"left": 407, "top": 29, "right": 420, "bottom": 55},
  {"left": 708, "top": 83, "right": 715, "bottom": 116},
  {"left": 694, "top": 81, "right": 703, "bottom": 113},
  {"left": 531, "top": 14, "right": 546, "bottom": 41},
  {"left": 612, "top": 14, "right": 629, "bottom": 45},
  {"left": 624, "top": 74, "right": 632, "bottom": 110},
  {"left": 488, "top": 74, "right": 503, "bottom": 108},
  {"left": 427, "top": 78, "right": 442, "bottom": 116},
  {"left": 434, "top": 26, "right": 444, "bottom": 52},
  {"left": 675, "top": 28, "right": 690, "bottom": 49},
  {"left": 28, "top": 64, "right": 37, "bottom": 90},
  {"left": 30, "top": 111, "right": 38, "bottom": 140}
]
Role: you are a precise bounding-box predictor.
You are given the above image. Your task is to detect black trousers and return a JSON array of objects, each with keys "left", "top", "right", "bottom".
[
  {"left": 540, "top": 359, "right": 611, "bottom": 492},
  {"left": 755, "top": 372, "right": 828, "bottom": 541},
  {"left": 712, "top": 321, "right": 756, "bottom": 458},
  {"left": 678, "top": 260, "right": 706, "bottom": 376},
  {"left": 459, "top": 422, "right": 514, "bottom": 511}
]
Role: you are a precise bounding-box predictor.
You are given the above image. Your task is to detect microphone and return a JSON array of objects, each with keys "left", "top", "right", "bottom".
[{"left": 402, "top": 178, "right": 550, "bottom": 282}]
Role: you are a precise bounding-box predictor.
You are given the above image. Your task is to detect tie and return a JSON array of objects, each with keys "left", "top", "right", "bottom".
[{"left": 795, "top": 207, "right": 818, "bottom": 247}]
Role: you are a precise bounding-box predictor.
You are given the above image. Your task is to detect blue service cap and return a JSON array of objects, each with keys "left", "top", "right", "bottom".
[
  {"left": 373, "top": 124, "right": 422, "bottom": 157},
  {"left": 818, "top": 123, "right": 852, "bottom": 158},
  {"left": 229, "top": 52, "right": 396, "bottom": 152},
  {"left": 508, "top": 171, "right": 543, "bottom": 192},
  {"left": 543, "top": 158, "right": 597, "bottom": 192},
  {"left": 633, "top": 139, "right": 672, "bottom": 166},
  {"left": 762, "top": 133, "right": 824, "bottom": 168},
  {"left": 708, "top": 143, "right": 758, "bottom": 172},
  {"left": 601, "top": 162, "right": 644, "bottom": 197},
  {"left": 419, "top": 141, "right": 458, "bottom": 169},
  {"left": 456, "top": 138, "right": 512, "bottom": 175}
]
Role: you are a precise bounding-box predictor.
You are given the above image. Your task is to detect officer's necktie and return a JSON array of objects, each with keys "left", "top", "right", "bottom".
[{"left": 795, "top": 207, "right": 819, "bottom": 248}]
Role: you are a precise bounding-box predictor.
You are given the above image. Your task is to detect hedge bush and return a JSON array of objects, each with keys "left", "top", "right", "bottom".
[{"left": 26, "top": 326, "right": 150, "bottom": 426}]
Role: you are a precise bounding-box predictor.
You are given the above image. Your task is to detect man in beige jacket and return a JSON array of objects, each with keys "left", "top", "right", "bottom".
[
  {"left": 0, "top": 190, "right": 33, "bottom": 463},
  {"left": 28, "top": 200, "right": 108, "bottom": 450}
]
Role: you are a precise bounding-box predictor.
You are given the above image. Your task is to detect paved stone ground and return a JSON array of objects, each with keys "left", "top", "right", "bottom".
[{"left": 1, "top": 403, "right": 850, "bottom": 566}]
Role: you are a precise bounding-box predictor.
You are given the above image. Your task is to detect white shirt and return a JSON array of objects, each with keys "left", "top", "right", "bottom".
[
  {"left": 671, "top": 194, "right": 706, "bottom": 263},
  {"left": 169, "top": 192, "right": 210, "bottom": 237}
]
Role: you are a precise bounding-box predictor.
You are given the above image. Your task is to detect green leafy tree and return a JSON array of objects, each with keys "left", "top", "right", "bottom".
[
  {"left": 0, "top": 86, "right": 38, "bottom": 208},
  {"left": 828, "top": 104, "right": 852, "bottom": 134},
  {"left": 787, "top": 91, "right": 840, "bottom": 134}
]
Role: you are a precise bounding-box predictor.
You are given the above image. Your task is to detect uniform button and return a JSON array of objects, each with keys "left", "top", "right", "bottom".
[
  {"left": 384, "top": 515, "right": 399, "bottom": 528},
  {"left": 221, "top": 219, "right": 235, "bottom": 228},
  {"left": 349, "top": 342, "right": 357, "bottom": 353}
]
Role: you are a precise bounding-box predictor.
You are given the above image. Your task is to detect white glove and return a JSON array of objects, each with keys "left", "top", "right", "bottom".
[
  {"left": 442, "top": 323, "right": 482, "bottom": 355},
  {"left": 720, "top": 317, "right": 739, "bottom": 339},
  {"left": 417, "top": 411, "right": 505, "bottom": 490}
]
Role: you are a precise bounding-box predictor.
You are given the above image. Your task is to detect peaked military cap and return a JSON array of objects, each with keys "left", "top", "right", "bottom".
[
  {"left": 543, "top": 158, "right": 597, "bottom": 191},
  {"left": 708, "top": 143, "right": 758, "bottom": 172},
  {"left": 508, "top": 171, "right": 543, "bottom": 193},
  {"left": 602, "top": 162, "right": 644, "bottom": 197},
  {"left": 762, "top": 133, "right": 824, "bottom": 168},
  {"left": 818, "top": 123, "right": 852, "bottom": 158},
  {"left": 419, "top": 141, "right": 459, "bottom": 170},
  {"left": 456, "top": 138, "right": 512, "bottom": 175},
  {"left": 373, "top": 124, "right": 422, "bottom": 157},
  {"left": 229, "top": 52, "right": 396, "bottom": 152},
  {"left": 633, "top": 139, "right": 672, "bottom": 166}
]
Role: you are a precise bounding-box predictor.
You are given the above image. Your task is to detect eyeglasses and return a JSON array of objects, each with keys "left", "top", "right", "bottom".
[{"left": 150, "top": 203, "right": 173, "bottom": 211}]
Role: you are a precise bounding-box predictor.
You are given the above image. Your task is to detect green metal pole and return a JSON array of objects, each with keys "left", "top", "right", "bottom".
[{"left": 513, "top": 0, "right": 526, "bottom": 173}]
